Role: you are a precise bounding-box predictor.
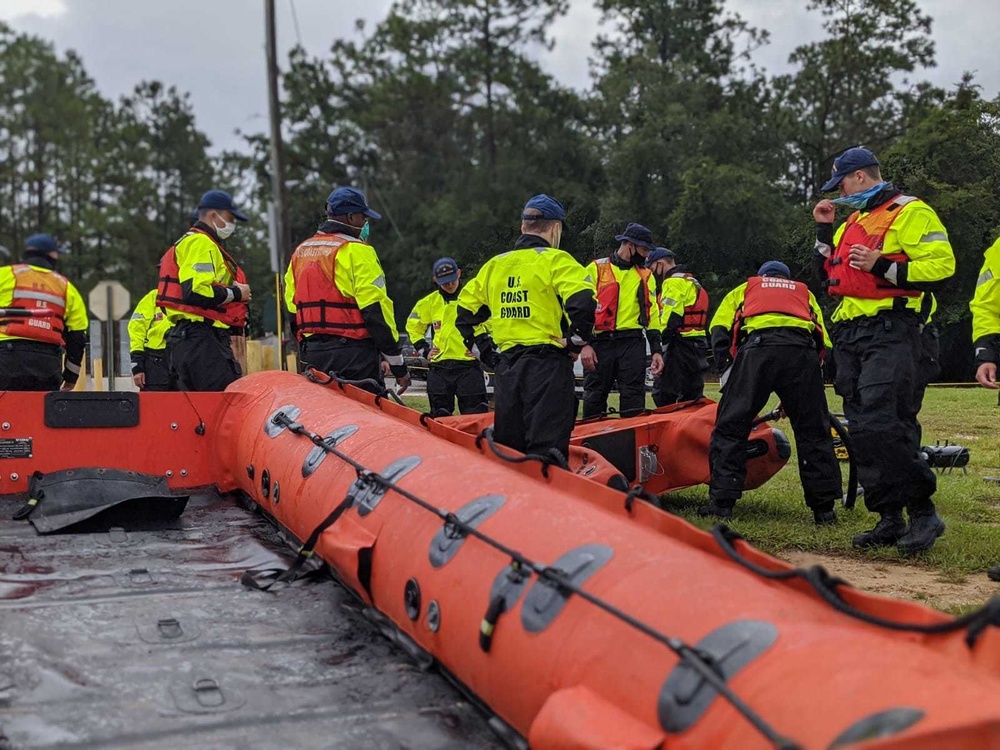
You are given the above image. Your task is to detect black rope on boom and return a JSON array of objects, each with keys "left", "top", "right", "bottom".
[
  {"left": 623, "top": 485, "right": 661, "bottom": 513},
  {"left": 266, "top": 410, "right": 799, "bottom": 749},
  {"left": 712, "top": 525, "right": 1000, "bottom": 648},
  {"left": 474, "top": 427, "right": 568, "bottom": 478},
  {"left": 305, "top": 368, "right": 405, "bottom": 406}
]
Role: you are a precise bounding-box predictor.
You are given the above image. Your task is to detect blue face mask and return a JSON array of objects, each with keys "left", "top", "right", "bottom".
[
  {"left": 832, "top": 181, "right": 886, "bottom": 210},
  {"left": 359, "top": 220, "right": 370, "bottom": 243}
]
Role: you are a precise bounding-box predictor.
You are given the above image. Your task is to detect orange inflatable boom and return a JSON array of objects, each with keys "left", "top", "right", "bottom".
[{"left": 215, "top": 372, "right": 1000, "bottom": 750}]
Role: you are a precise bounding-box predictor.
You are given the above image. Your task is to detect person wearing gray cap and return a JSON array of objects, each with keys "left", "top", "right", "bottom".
[
  {"left": 579, "top": 223, "right": 664, "bottom": 419},
  {"left": 814, "top": 146, "right": 954, "bottom": 553},
  {"left": 703, "top": 262, "right": 841, "bottom": 524},
  {"left": 646, "top": 247, "right": 710, "bottom": 405},
  {"left": 0, "top": 234, "right": 88, "bottom": 391},
  {"left": 284, "top": 187, "right": 410, "bottom": 394}
]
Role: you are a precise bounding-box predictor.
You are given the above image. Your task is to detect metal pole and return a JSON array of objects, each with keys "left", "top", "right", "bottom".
[
  {"left": 265, "top": 0, "right": 291, "bottom": 269},
  {"left": 105, "top": 285, "right": 116, "bottom": 391}
]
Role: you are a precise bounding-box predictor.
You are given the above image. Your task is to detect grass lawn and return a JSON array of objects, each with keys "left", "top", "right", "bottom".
[{"left": 402, "top": 385, "right": 1000, "bottom": 610}]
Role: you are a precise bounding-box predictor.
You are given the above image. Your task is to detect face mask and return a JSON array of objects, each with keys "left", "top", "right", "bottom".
[
  {"left": 214, "top": 215, "right": 236, "bottom": 239},
  {"left": 359, "top": 220, "right": 370, "bottom": 243},
  {"left": 832, "top": 181, "right": 886, "bottom": 210}
]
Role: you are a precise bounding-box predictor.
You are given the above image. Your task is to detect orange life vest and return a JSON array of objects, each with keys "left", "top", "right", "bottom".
[
  {"left": 0, "top": 264, "right": 68, "bottom": 346},
  {"left": 676, "top": 274, "right": 710, "bottom": 334},
  {"left": 156, "top": 228, "right": 248, "bottom": 328},
  {"left": 289, "top": 233, "right": 369, "bottom": 340},
  {"left": 594, "top": 259, "right": 652, "bottom": 332},
  {"left": 731, "top": 276, "right": 822, "bottom": 356},
  {"left": 824, "top": 196, "right": 921, "bottom": 299}
]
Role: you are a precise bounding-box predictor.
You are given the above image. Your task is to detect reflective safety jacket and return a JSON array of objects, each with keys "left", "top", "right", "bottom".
[
  {"left": 128, "top": 289, "right": 172, "bottom": 353},
  {"left": 818, "top": 193, "right": 954, "bottom": 323},
  {"left": 971, "top": 235, "right": 1000, "bottom": 366},
  {"left": 587, "top": 256, "right": 660, "bottom": 335},
  {"left": 0, "top": 263, "right": 87, "bottom": 346},
  {"left": 285, "top": 233, "right": 368, "bottom": 340},
  {"left": 658, "top": 271, "right": 709, "bottom": 340},
  {"left": 455, "top": 237, "right": 595, "bottom": 353},
  {"left": 406, "top": 288, "right": 487, "bottom": 364},
  {"left": 157, "top": 227, "right": 248, "bottom": 329},
  {"left": 284, "top": 231, "right": 401, "bottom": 349},
  {"left": 711, "top": 277, "right": 830, "bottom": 357}
]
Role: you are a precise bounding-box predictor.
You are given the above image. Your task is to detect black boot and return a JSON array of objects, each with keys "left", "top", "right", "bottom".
[
  {"left": 697, "top": 501, "right": 733, "bottom": 520},
  {"left": 852, "top": 510, "right": 906, "bottom": 549},
  {"left": 897, "top": 509, "right": 945, "bottom": 555},
  {"left": 814, "top": 509, "right": 837, "bottom": 525},
  {"left": 989, "top": 567, "right": 1000, "bottom": 582}
]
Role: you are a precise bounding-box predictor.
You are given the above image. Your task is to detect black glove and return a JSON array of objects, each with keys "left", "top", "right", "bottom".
[
  {"left": 479, "top": 346, "right": 498, "bottom": 371},
  {"left": 414, "top": 340, "right": 430, "bottom": 358}
]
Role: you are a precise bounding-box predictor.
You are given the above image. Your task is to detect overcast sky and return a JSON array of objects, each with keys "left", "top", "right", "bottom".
[{"left": 1, "top": 0, "right": 996, "bottom": 153}]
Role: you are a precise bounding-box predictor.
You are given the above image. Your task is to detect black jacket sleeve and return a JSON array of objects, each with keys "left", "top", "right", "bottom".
[
  {"left": 359, "top": 302, "right": 401, "bottom": 357},
  {"left": 180, "top": 279, "right": 232, "bottom": 309},
  {"left": 563, "top": 289, "right": 596, "bottom": 350},
  {"left": 710, "top": 325, "right": 732, "bottom": 374},
  {"left": 62, "top": 330, "right": 87, "bottom": 385},
  {"left": 456, "top": 304, "right": 490, "bottom": 350}
]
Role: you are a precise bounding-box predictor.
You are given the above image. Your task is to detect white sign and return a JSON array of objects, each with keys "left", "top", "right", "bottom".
[{"left": 89, "top": 280, "right": 132, "bottom": 321}]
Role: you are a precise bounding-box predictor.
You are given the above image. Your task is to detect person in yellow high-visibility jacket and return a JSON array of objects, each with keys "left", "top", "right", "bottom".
[
  {"left": 0, "top": 234, "right": 87, "bottom": 391},
  {"left": 128, "top": 289, "right": 175, "bottom": 391},
  {"left": 971, "top": 235, "right": 1000, "bottom": 391},
  {"left": 406, "top": 258, "right": 489, "bottom": 415},
  {"left": 579, "top": 223, "right": 664, "bottom": 419},
  {"left": 814, "top": 147, "right": 954, "bottom": 555},
  {"left": 456, "top": 194, "right": 595, "bottom": 462},
  {"left": 284, "top": 187, "right": 410, "bottom": 394},
  {"left": 705, "top": 261, "right": 840, "bottom": 524}
]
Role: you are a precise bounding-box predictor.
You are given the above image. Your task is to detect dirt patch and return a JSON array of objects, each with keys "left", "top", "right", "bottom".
[{"left": 780, "top": 551, "right": 998, "bottom": 611}]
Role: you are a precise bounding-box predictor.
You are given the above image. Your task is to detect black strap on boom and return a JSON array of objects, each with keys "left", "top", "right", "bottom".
[{"left": 255, "top": 408, "right": 801, "bottom": 749}]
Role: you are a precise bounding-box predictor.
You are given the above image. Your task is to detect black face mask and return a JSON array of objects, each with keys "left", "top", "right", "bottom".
[{"left": 630, "top": 253, "right": 647, "bottom": 268}]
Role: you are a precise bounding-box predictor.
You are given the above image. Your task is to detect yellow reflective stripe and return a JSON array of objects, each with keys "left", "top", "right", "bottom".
[
  {"left": 192, "top": 262, "right": 215, "bottom": 273},
  {"left": 978, "top": 269, "right": 994, "bottom": 287},
  {"left": 920, "top": 232, "right": 948, "bottom": 243}
]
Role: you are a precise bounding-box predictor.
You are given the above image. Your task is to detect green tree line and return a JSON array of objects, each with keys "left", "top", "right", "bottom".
[{"left": 1, "top": 0, "right": 998, "bottom": 380}]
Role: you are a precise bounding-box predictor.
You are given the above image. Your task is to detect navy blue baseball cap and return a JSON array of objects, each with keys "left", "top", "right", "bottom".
[
  {"left": 758, "top": 261, "right": 791, "bottom": 278},
  {"left": 521, "top": 194, "right": 566, "bottom": 223},
  {"left": 198, "top": 190, "right": 249, "bottom": 222},
  {"left": 326, "top": 187, "right": 382, "bottom": 220},
  {"left": 432, "top": 257, "right": 460, "bottom": 285},
  {"left": 645, "top": 247, "right": 676, "bottom": 266},
  {"left": 615, "top": 222, "right": 656, "bottom": 251},
  {"left": 25, "top": 233, "right": 68, "bottom": 255},
  {"left": 821, "top": 147, "right": 880, "bottom": 192}
]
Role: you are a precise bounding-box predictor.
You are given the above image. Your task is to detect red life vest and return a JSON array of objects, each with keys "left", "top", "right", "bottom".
[
  {"left": 824, "top": 196, "right": 921, "bottom": 299},
  {"left": 0, "top": 264, "right": 68, "bottom": 346},
  {"left": 289, "top": 233, "right": 369, "bottom": 340},
  {"left": 677, "top": 274, "right": 709, "bottom": 334},
  {"left": 594, "top": 259, "right": 652, "bottom": 332},
  {"left": 156, "top": 228, "right": 249, "bottom": 328},
  {"left": 731, "top": 276, "right": 822, "bottom": 356}
]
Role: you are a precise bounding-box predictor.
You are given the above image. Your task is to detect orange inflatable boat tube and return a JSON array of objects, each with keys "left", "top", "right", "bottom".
[{"left": 212, "top": 372, "right": 1000, "bottom": 749}]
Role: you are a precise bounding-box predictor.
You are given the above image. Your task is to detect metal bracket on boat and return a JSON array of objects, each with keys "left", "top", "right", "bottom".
[
  {"left": 352, "top": 456, "right": 421, "bottom": 518},
  {"left": 136, "top": 616, "right": 201, "bottom": 644},
  {"left": 170, "top": 676, "right": 245, "bottom": 714},
  {"left": 658, "top": 620, "right": 778, "bottom": 733},
  {"left": 521, "top": 544, "right": 614, "bottom": 633},
  {"left": 263, "top": 405, "right": 301, "bottom": 438},
  {"left": 301, "top": 425, "right": 359, "bottom": 478},
  {"left": 428, "top": 495, "right": 505, "bottom": 568}
]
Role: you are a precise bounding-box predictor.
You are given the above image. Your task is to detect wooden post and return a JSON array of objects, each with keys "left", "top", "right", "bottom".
[
  {"left": 246, "top": 340, "right": 263, "bottom": 374},
  {"left": 286, "top": 353, "right": 298, "bottom": 373},
  {"left": 73, "top": 356, "right": 87, "bottom": 391},
  {"left": 92, "top": 359, "right": 104, "bottom": 392},
  {"left": 261, "top": 344, "right": 277, "bottom": 371}
]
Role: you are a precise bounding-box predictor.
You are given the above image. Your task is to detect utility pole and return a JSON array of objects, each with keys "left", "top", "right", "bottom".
[{"left": 265, "top": 0, "right": 291, "bottom": 367}]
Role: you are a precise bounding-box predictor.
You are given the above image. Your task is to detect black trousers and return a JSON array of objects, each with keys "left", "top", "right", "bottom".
[
  {"left": 167, "top": 323, "right": 241, "bottom": 393},
  {"left": 301, "top": 336, "right": 383, "bottom": 393},
  {"left": 653, "top": 336, "right": 708, "bottom": 406},
  {"left": 582, "top": 335, "right": 646, "bottom": 418},
  {"left": 427, "top": 361, "right": 487, "bottom": 415},
  {"left": 912, "top": 323, "right": 940, "bottom": 444},
  {"left": 832, "top": 311, "right": 937, "bottom": 515},
  {"left": 494, "top": 346, "right": 576, "bottom": 460},
  {"left": 0, "top": 340, "right": 63, "bottom": 391},
  {"left": 709, "top": 343, "right": 842, "bottom": 510},
  {"left": 142, "top": 350, "right": 176, "bottom": 392}
]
